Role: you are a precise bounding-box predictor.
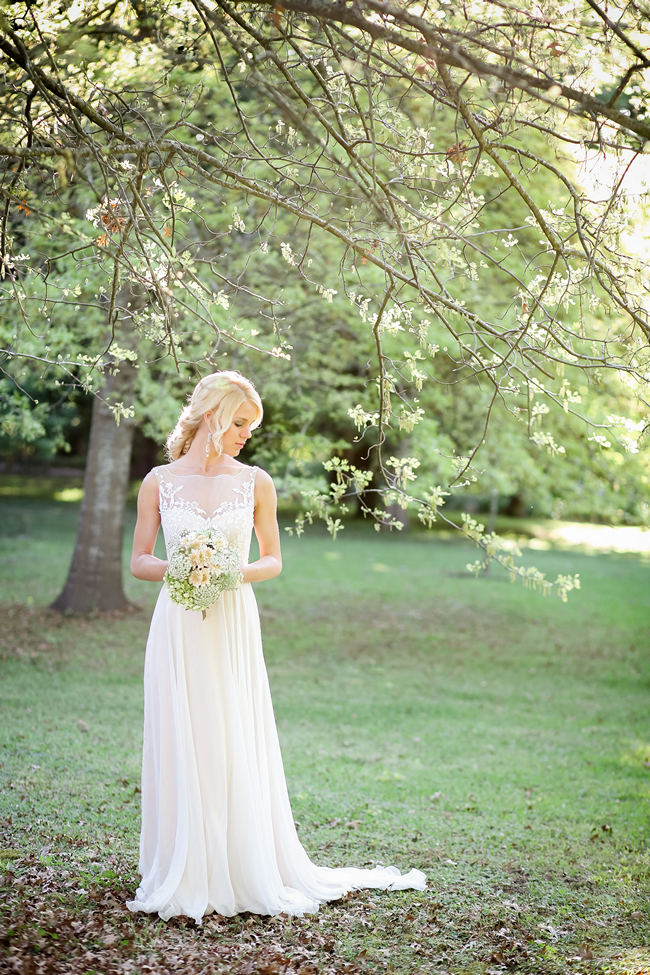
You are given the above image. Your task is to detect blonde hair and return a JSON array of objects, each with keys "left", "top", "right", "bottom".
[{"left": 165, "top": 370, "right": 263, "bottom": 461}]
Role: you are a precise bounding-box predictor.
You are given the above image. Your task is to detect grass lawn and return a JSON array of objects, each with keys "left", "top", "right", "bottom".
[{"left": 0, "top": 490, "right": 648, "bottom": 975}]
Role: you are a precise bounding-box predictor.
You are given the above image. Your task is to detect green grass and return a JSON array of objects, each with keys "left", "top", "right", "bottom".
[{"left": 0, "top": 491, "right": 648, "bottom": 975}]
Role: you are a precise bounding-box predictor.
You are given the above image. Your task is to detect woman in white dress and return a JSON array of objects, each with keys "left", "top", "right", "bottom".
[{"left": 127, "top": 370, "right": 426, "bottom": 924}]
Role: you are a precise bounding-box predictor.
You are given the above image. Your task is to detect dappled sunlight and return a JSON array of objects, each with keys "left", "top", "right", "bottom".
[
  {"left": 600, "top": 947, "right": 650, "bottom": 974},
  {"left": 0, "top": 478, "right": 84, "bottom": 500},
  {"left": 619, "top": 740, "right": 650, "bottom": 775},
  {"left": 524, "top": 522, "right": 650, "bottom": 557},
  {"left": 53, "top": 487, "right": 84, "bottom": 503}
]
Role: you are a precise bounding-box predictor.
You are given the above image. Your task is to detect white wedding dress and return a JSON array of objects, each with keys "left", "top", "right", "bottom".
[{"left": 126, "top": 464, "right": 426, "bottom": 923}]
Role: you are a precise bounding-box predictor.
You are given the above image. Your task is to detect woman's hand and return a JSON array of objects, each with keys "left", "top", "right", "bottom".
[
  {"left": 242, "top": 469, "right": 282, "bottom": 584},
  {"left": 130, "top": 471, "right": 169, "bottom": 582}
]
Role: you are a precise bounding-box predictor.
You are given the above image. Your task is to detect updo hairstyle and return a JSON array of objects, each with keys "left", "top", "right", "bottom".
[{"left": 165, "top": 370, "right": 263, "bottom": 461}]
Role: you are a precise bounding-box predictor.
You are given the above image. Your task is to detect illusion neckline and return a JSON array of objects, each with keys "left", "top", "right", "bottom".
[{"left": 161, "top": 464, "right": 256, "bottom": 480}]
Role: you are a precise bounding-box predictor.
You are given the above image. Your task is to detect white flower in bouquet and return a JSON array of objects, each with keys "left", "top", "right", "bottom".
[
  {"left": 165, "top": 528, "right": 243, "bottom": 617},
  {"left": 188, "top": 567, "right": 211, "bottom": 586}
]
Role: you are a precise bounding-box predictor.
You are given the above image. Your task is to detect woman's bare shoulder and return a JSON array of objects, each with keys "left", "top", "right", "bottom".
[
  {"left": 138, "top": 468, "right": 162, "bottom": 497},
  {"left": 252, "top": 466, "right": 277, "bottom": 506},
  {"left": 252, "top": 465, "right": 275, "bottom": 487}
]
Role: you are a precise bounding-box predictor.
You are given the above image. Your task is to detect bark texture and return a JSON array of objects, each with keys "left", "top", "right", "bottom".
[{"left": 50, "top": 360, "right": 137, "bottom": 613}]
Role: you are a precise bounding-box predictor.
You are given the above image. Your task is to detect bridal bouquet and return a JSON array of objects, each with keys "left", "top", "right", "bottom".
[{"left": 164, "top": 528, "right": 243, "bottom": 616}]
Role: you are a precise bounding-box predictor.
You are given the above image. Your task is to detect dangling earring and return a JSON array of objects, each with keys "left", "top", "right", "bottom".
[{"left": 205, "top": 425, "right": 213, "bottom": 457}]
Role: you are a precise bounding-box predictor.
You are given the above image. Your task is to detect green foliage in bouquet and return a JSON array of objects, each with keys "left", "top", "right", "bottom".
[{"left": 164, "top": 529, "right": 242, "bottom": 614}]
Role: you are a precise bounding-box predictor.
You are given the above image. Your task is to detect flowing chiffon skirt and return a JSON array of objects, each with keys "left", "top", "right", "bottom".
[{"left": 127, "top": 584, "right": 426, "bottom": 923}]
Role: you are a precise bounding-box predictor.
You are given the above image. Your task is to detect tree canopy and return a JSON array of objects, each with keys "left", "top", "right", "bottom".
[{"left": 1, "top": 0, "right": 648, "bottom": 602}]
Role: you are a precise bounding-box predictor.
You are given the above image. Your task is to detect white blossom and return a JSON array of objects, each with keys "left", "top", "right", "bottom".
[
  {"left": 317, "top": 284, "right": 337, "bottom": 303},
  {"left": 229, "top": 207, "right": 245, "bottom": 233},
  {"left": 280, "top": 242, "right": 295, "bottom": 265}
]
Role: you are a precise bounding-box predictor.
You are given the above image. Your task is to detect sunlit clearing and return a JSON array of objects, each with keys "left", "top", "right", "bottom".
[
  {"left": 54, "top": 487, "right": 84, "bottom": 503},
  {"left": 528, "top": 522, "right": 650, "bottom": 556}
]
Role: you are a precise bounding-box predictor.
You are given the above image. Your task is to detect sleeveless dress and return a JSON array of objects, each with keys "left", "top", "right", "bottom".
[{"left": 126, "top": 464, "right": 426, "bottom": 923}]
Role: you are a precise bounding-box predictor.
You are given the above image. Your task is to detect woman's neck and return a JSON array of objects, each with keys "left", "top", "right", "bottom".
[{"left": 178, "top": 431, "right": 239, "bottom": 473}]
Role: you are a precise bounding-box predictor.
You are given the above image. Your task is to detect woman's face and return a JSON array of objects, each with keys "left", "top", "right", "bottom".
[{"left": 219, "top": 400, "right": 259, "bottom": 457}]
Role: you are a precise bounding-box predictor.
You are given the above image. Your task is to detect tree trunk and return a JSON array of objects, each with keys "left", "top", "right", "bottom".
[
  {"left": 50, "top": 278, "right": 147, "bottom": 614},
  {"left": 50, "top": 360, "right": 137, "bottom": 612},
  {"left": 506, "top": 493, "right": 526, "bottom": 518}
]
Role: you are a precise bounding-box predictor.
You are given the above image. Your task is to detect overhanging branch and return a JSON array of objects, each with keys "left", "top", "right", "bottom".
[{"left": 243, "top": 0, "right": 650, "bottom": 143}]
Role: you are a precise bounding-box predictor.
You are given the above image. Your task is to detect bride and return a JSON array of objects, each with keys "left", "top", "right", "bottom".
[{"left": 127, "top": 370, "right": 426, "bottom": 923}]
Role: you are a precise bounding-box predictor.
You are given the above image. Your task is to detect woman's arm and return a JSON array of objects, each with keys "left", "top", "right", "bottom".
[
  {"left": 130, "top": 471, "right": 169, "bottom": 581},
  {"left": 243, "top": 468, "right": 282, "bottom": 584}
]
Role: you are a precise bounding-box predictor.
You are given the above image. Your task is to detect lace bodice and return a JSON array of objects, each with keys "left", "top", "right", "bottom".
[{"left": 154, "top": 465, "right": 257, "bottom": 561}]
